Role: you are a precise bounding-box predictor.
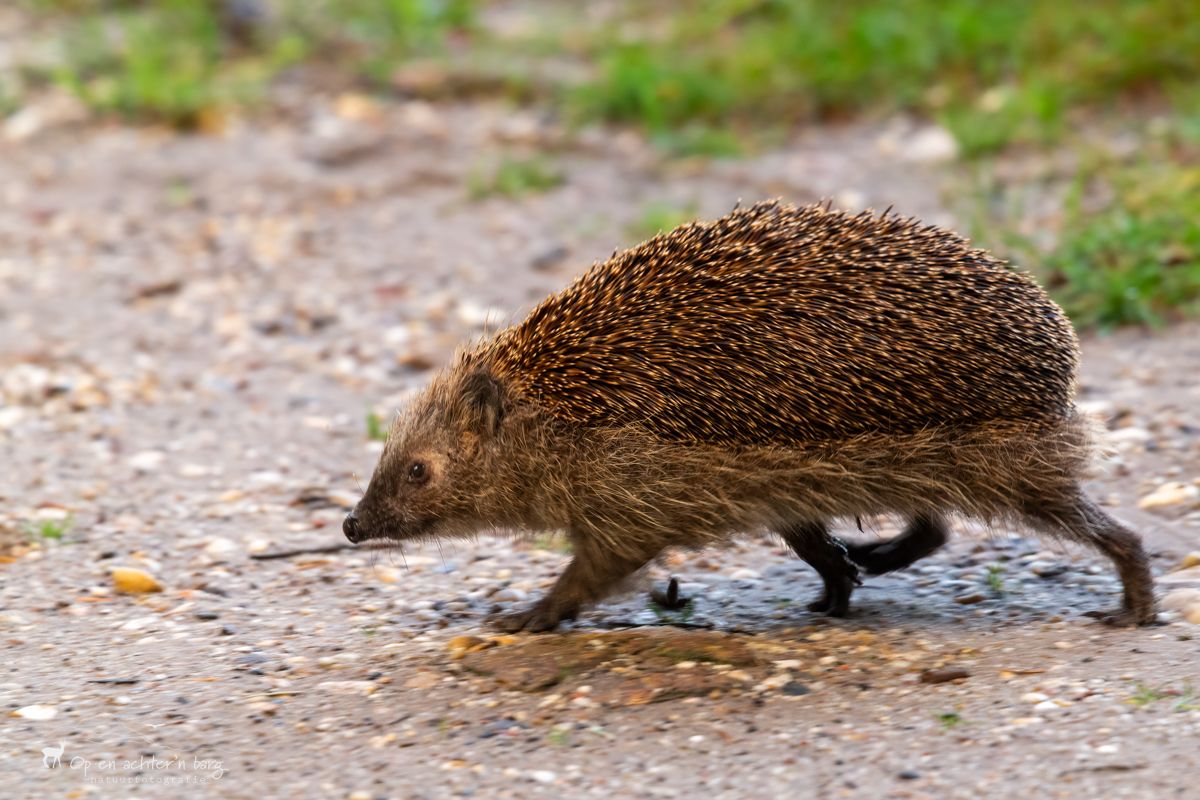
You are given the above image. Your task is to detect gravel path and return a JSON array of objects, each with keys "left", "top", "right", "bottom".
[{"left": 1, "top": 99, "right": 1198, "bottom": 799}]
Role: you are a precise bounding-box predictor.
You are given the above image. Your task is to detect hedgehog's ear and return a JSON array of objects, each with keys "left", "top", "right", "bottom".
[{"left": 459, "top": 367, "right": 505, "bottom": 437}]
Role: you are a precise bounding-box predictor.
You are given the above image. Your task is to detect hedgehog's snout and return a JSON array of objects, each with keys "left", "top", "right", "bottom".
[{"left": 343, "top": 508, "right": 364, "bottom": 543}]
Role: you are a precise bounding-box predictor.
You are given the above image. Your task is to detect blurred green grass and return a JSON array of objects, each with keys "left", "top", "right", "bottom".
[
  {"left": 568, "top": 0, "right": 1199, "bottom": 157},
  {"left": 21, "top": 0, "right": 475, "bottom": 126},
  {"left": 626, "top": 201, "right": 699, "bottom": 240},
  {"left": 11, "top": 0, "right": 1200, "bottom": 327},
  {"left": 23, "top": 1, "right": 1197, "bottom": 149},
  {"left": 468, "top": 156, "right": 564, "bottom": 199},
  {"left": 1039, "top": 161, "right": 1200, "bottom": 329}
]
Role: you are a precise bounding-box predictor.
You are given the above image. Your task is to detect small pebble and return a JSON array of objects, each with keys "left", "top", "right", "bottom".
[
  {"left": 492, "top": 587, "right": 526, "bottom": 603},
  {"left": 13, "top": 704, "right": 57, "bottom": 720},
  {"left": 920, "top": 667, "right": 970, "bottom": 684},
  {"left": 1030, "top": 561, "right": 1069, "bottom": 578},
  {"left": 1139, "top": 482, "right": 1199, "bottom": 509},
  {"left": 111, "top": 567, "right": 163, "bottom": 594},
  {"left": 728, "top": 568, "right": 761, "bottom": 581}
]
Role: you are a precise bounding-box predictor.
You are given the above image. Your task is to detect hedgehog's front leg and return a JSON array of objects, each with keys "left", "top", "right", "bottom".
[{"left": 495, "top": 532, "right": 658, "bottom": 633}]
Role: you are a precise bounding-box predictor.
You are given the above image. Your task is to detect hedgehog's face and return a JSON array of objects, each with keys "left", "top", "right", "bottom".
[{"left": 343, "top": 367, "right": 506, "bottom": 545}]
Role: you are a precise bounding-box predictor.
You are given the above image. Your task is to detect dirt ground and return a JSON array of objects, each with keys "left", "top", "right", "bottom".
[{"left": 1, "top": 97, "right": 1199, "bottom": 800}]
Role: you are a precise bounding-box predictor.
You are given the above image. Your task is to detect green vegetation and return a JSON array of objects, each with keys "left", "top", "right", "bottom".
[
  {"left": 27, "top": 1, "right": 1197, "bottom": 153},
  {"left": 567, "top": 0, "right": 1199, "bottom": 157},
  {"left": 24, "top": 516, "right": 72, "bottom": 541},
  {"left": 11, "top": 1, "right": 1199, "bottom": 328},
  {"left": 531, "top": 533, "right": 572, "bottom": 554},
  {"left": 649, "top": 598, "right": 695, "bottom": 624},
  {"left": 47, "top": 0, "right": 277, "bottom": 126},
  {"left": 985, "top": 564, "right": 1005, "bottom": 595},
  {"left": 935, "top": 711, "right": 965, "bottom": 729},
  {"left": 976, "top": 141, "right": 1200, "bottom": 329},
  {"left": 627, "top": 201, "right": 698, "bottom": 240},
  {"left": 1040, "top": 163, "right": 1200, "bottom": 329},
  {"left": 1128, "top": 682, "right": 1199, "bottom": 711},
  {"left": 468, "top": 157, "right": 564, "bottom": 200},
  {"left": 23, "top": 0, "right": 475, "bottom": 126},
  {"left": 366, "top": 410, "right": 389, "bottom": 442},
  {"left": 1128, "top": 683, "right": 1167, "bottom": 707}
]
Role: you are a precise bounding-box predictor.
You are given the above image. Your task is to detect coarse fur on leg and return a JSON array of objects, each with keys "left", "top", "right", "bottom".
[{"left": 1020, "top": 488, "right": 1156, "bottom": 626}]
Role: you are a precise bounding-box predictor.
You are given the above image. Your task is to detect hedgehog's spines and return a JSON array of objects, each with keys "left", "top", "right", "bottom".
[{"left": 481, "top": 200, "right": 1077, "bottom": 449}]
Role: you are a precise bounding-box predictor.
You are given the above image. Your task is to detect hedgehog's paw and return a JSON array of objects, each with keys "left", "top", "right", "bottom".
[
  {"left": 806, "top": 586, "right": 851, "bottom": 617},
  {"left": 806, "top": 556, "right": 858, "bottom": 617},
  {"left": 492, "top": 601, "right": 565, "bottom": 633},
  {"left": 1088, "top": 606, "right": 1159, "bottom": 627}
]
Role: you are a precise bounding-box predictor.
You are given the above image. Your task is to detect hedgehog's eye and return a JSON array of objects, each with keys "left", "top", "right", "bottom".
[{"left": 407, "top": 461, "right": 429, "bottom": 485}]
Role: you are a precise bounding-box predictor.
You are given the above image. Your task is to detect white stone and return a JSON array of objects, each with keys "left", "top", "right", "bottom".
[
  {"left": 729, "top": 568, "right": 761, "bottom": 581},
  {"left": 119, "top": 616, "right": 157, "bottom": 632},
  {"left": 1138, "top": 481, "right": 1199, "bottom": 510},
  {"left": 1108, "top": 427, "right": 1152, "bottom": 446},
  {"left": 0, "top": 406, "right": 24, "bottom": 430},
  {"left": 318, "top": 680, "right": 376, "bottom": 695},
  {"left": 1162, "top": 589, "right": 1200, "bottom": 611},
  {"left": 14, "top": 704, "right": 58, "bottom": 720},
  {"left": 204, "top": 537, "right": 241, "bottom": 560},
  {"left": 128, "top": 450, "right": 165, "bottom": 472}
]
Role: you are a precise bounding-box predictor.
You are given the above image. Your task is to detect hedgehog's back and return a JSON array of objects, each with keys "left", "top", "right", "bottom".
[{"left": 482, "top": 201, "right": 1078, "bottom": 446}]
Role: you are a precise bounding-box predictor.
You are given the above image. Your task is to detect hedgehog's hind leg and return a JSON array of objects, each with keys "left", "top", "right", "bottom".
[
  {"left": 1021, "top": 488, "right": 1156, "bottom": 626},
  {"left": 780, "top": 521, "right": 862, "bottom": 617},
  {"left": 844, "top": 514, "right": 949, "bottom": 575}
]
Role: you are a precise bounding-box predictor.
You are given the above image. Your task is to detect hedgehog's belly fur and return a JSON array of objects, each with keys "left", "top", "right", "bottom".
[{"left": 566, "top": 412, "right": 1093, "bottom": 556}]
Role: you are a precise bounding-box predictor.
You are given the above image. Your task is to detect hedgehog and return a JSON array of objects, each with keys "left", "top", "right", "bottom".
[{"left": 343, "top": 200, "right": 1155, "bottom": 632}]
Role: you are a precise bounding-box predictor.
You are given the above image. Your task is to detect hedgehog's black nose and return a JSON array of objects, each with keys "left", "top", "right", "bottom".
[{"left": 343, "top": 510, "right": 363, "bottom": 544}]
